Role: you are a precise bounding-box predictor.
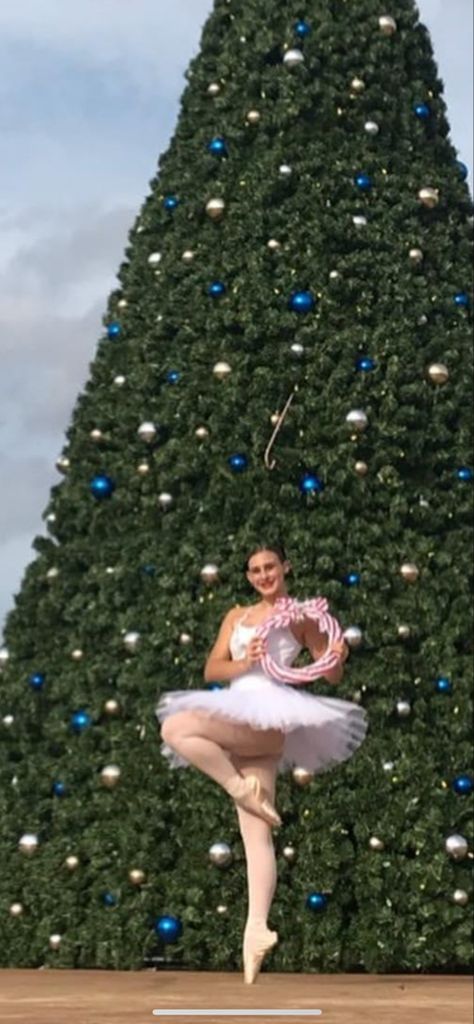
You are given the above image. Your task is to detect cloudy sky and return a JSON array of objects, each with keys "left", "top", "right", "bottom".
[{"left": 0, "top": 0, "right": 472, "bottom": 638}]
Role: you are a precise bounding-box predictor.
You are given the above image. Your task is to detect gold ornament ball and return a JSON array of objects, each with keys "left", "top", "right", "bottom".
[
  {"left": 379, "top": 15, "right": 398, "bottom": 35},
  {"left": 369, "top": 836, "right": 385, "bottom": 851},
  {"left": 90, "top": 429, "right": 104, "bottom": 442},
  {"left": 400, "top": 562, "right": 419, "bottom": 583},
  {"left": 129, "top": 868, "right": 146, "bottom": 886},
  {"left": 49, "top": 934, "right": 62, "bottom": 950},
  {"left": 428, "top": 363, "right": 449, "bottom": 385},
  {"left": 246, "top": 109, "right": 261, "bottom": 124},
  {"left": 398, "top": 624, "right": 411, "bottom": 639},
  {"left": 206, "top": 197, "right": 226, "bottom": 221},
  {"left": 282, "top": 844, "right": 297, "bottom": 862},
  {"left": 195, "top": 426, "right": 209, "bottom": 440},
  {"left": 201, "top": 563, "right": 220, "bottom": 584},
  {"left": 267, "top": 239, "right": 282, "bottom": 252},
  {"left": 65, "top": 855, "right": 80, "bottom": 871},
  {"left": 100, "top": 764, "right": 121, "bottom": 789},
  {"left": 71, "top": 648, "right": 83, "bottom": 661},
  {"left": 158, "top": 492, "right": 173, "bottom": 510},
  {"left": 117, "top": 298, "right": 128, "bottom": 310},
  {"left": 104, "top": 699, "right": 121, "bottom": 716},
  {"left": 355, "top": 461, "right": 369, "bottom": 476},
  {"left": 19, "top": 833, "right": 39, "bottom": 856},
  {"left": 216, "top": 903, "right": 228, "bottom": 915},
  {"left": 137, "top": 461, "right": 150, "bottom": 476},
  {"left": 270, "top": 413, "right": 280, "bottom": 426},
  {"left": 182, "top": 250, "right": 195, "bottom": 264},
  {"left": 418, "top": 187, "right": 439, "bottom": 208},
  {"left": 9, "top": 902, "right": 24, "bottom": 917},
  {"left": 55, "top": 455, "right": 70, "bottom": 474},
  {"left": 292, "top": 766, "right": 314, "bottom": 787},
  {"left": 453, "top": 889, "right": 469, "bottom": 906},
  {"left": 350, "top": 76, "right": 366, "bottom": 93},
  {"left": 179, "top": 633, "right": 192, "bottom": 646},
  {"left": 409, "top": 247, "right": 424, "bottom": 265},
  {"left": 207, "top": 82, "right": 221, "bottom": 96},
  {"left": 213, "top": 361, "right": 232, "bottom": 380}
]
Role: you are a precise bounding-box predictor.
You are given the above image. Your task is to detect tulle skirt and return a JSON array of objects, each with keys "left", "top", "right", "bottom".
[{"left": 155, "top": 670, "right": 369, "bottom": 775}]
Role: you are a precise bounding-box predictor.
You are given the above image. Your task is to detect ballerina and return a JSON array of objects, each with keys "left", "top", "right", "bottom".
[{"left": 156, "top": 542, "right": 368, "bottom": 984}]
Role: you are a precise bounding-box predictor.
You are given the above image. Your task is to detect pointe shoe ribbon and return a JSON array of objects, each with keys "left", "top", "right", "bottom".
[
  {"left": 243, "top": 926, "right": 279, "bottom": 984},
  {"left": 225, "top": 774, "right": 282, "bottom": 828}
]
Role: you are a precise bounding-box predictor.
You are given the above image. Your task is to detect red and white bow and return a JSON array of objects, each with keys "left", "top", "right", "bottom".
[{"left": 254, "top": 596, "right": 344, "bottom": 685}]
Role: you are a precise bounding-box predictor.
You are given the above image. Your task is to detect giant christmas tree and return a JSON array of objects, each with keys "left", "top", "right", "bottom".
[{"left": 1, "top": 0, "right": 472, "bottom": 973}]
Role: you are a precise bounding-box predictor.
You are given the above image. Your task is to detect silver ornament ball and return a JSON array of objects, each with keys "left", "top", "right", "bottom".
[
  {"left": 283, "top": 48, "right": 305, "bottom": 69},
  {"left": 344, "top": 626, "right": 363, "bottom": 648},
  {"left": 400, "top": 562, "right": 420, "bottom": 583},
  {"left": 290, "top": 342, "right": 305, "bottom": 358},
  {"left": 209, "top": 841, "right": 233, "bottom": 868},
  {"left": 353, "top": 215, "right": 368, "bottom": 227},
  {"left": 129, "top": 868, "right": 146, "bottom": 885},
  {"left": 355, "top": 461, "right": 369, "bottom": 476},
  {"left": 213, "top": 361, "right": 232, "bottom": 380},
  {"left": 113, "top": 375, "right": 126, "bottom": 386},
  {"left": 179, "top": 633, "right": 193, "bottom": 646},
  {"left": 279, "top": 164, "right": 293, "bottom": 177},
  {"left": 65, "top": 855, "right": 80, "bottom": 871},
  {"left": 55, "top": 455, "right": 70, "bottom": 474},
  {"left": 206, "top": 197, "right": 226, "bottom": 221},
  {"left": 9, "top": 902, "right": 24, "bottom": 917},
  {"left": 364, "top": 120, "right": 380, "bottom": 136},
  {"left": 369, "top": 836, "right": 385, "bottom": 851},
  {"left": 158, "top": 492, "right": 173, "bottom": 510},
  {"left": 428, "top": 363, "right": 449, "bottom": 385},
  {"left": 418, "top": 187, "right": 439, "bottom": 209},
  {"left": 282, "top": 844, "right": 297, "bottom": 862},
  {"left": 397, "top": 624, "right": 412, "bottom": 639},
  {"left": 396, "top": 699, "right": 412, "bottom": 718},
  {"left": 0, "top": 647, "right": 10, "bottom": 668},
  {"left": 350, "top": 77, "right": 366, "bottom": 93},
  {"left": 182, "top": 250, "right": 195, "bottom": 264},
  {"left": 71, "top": 648, "right": 84, "bottom": 661},
  {"left": 207, "top": 82, "right": 221, "bottom": 96},
  {"left": 379, "top": 15, "right": 398, "bottom": 35},
  {"left": 49, "top": 934, "right": 62, "bottom": 950},
  {"left": 267, "top": 239, "right": 282, "bottom": 252},
  {"left": 246, "top": 110, "right": 261, "bottom": 125},
  {"left": 292, "top": 767, "right": 314, "bottom": 786},
  {"left": 147, "top": 252, "right": 162, "bottom": 266},
  {"left": 138, "top": 422, "right": 157, "bottom": 443},
  {"left": 195, "top": 426, "right": 209, "bottom": 440},
  {"left": 3, "top": 714, "right": 14, "bottom": 727},
  {"left": 409, "top": 247, "right": 424, "bottom": 265},
  {"left": 123, "top": 631, "right": 141, "bottom": 652},
  {"left": 90, "top": 429, "right": 104, "bottom": 442},
  {"left": 445, "top": 834, "right": 469, "bottom": 860},
  {"left": 104, "top": 699, "right": 121, "bottom": 716},
  {"left": 137, "top": 462, "right": 150, "bottom": 476},
  {"left": 201, "top": 563, "right": 220, "bottom": 584},
  {"left": 19, "top": 833, "right": 39, "bottom": 856},
  {"left": 453, "top": 889, "right": 469, "bottom": 906},
  {"left": 346, "top": 409, "right": 368, "bottom": 431}
]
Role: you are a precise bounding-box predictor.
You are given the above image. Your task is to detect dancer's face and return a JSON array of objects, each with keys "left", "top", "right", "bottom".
[{"left": 246, "top": 550, "right": 290, "bottom": 601}]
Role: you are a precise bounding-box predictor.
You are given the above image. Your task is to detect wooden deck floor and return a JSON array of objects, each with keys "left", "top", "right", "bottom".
[{"left": 0, "top": 969, "right": 472, "bottom": 1024}]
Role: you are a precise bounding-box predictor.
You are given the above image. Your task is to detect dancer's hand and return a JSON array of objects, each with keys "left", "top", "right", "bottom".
[
  {"left": 243, "top": 637, "right": 267, "bottom": 669},
  {"left": 329, "top": 639, "right": 349, "bottom": 664}
]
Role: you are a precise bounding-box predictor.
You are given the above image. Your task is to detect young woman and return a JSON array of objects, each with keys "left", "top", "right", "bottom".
[{"left": 156, "top": 543, "right": 368, "bottom": 984}]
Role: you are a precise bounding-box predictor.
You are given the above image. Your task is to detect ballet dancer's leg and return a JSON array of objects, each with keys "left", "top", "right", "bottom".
[
  {"left": 160, "top": 710, "right": 284, "bottom": 826},
  {"left": 230, "top": 752, "right": 281, "bottom": 983}
]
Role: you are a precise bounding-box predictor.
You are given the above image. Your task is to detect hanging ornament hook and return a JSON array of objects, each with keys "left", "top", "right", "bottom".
[{"left": 264, "top": 386, "right": 298, "bottom": 470}]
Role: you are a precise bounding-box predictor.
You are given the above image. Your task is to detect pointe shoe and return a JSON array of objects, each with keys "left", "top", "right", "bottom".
[
  {"left": 225, "top": 774, "right": 282, "bottom": 828},
  {"left": 243, "top": 925, "right": 279, "bottom": 984}
]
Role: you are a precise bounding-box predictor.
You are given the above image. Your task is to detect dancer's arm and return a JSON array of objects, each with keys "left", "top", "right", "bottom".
[
  {"left": 204, "top": 608, "right": 261, "bottom": 682},
  {"left": 303, "top": 618, "right": 349, "bottom": 685}
]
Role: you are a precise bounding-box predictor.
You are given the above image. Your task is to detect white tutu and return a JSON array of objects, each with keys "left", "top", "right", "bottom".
[{"left": 155, "top": 618, "right": 369, "bottom": 775}]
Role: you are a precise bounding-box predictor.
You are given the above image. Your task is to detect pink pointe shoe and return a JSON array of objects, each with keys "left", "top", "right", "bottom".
[
  {"left": 225, "top": 774, "right": 282, "bottom": 828},
  {"left": 243, "top": 924, "right": 279, "bottom": 984}
]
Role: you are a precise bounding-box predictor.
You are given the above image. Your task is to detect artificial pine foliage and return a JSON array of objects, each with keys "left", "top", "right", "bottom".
[{"left": 1, "top": 0, "right": 472, "bottom": 971}]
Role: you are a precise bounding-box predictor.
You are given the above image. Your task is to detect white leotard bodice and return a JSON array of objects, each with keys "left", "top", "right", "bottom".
[{"left": 229, "top": 612, "right": 303, "bottom": 686}]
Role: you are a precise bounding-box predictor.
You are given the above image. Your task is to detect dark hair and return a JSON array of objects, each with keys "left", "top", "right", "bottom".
[{"left": 243, "top": 542, "right": 289, "bottom": 573}]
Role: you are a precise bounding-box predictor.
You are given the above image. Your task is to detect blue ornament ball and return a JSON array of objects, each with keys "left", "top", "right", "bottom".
[
  {"left": 356, "top": 356, "right": 376, "bottom": 372},
  {"left": 90, "top": 474, "right": 116, "bottom": 500},
  {"left": 344, "top": 572, "right": 360, "bottom": 586},
  {"left": 288, "top": 290, "right": 316, "bottom": 314},
  {"left": 452, "top": 774, "right": 473, "bottom": 796},
  {"left": 163, "top": 195, "right": 180, "bottom": 211},
  {"left": 166, "top": 370, "right": 181, "bottom": 384},
  {"left": 107, "top": 322, "right": 121, "bottom": 339},
  {"left": 102, "top": 892, "right": 118, "bottom": 907},
  {"left": 435, "top": 676, "right": 452, "bottom": 695},
  {"left": 456, "top": 160, "right": 469, "bottom": 181},
  {"left": 299, "top": 472, "right": 324, "bottom": 494},
  {"left": 206, "top": 683, "right": 224, "bottom": 691},
  {"left": 306, "top": 892, "right": 328, "bottom": 912},
  {"left": 228, "top": 453, "right": 248, "bottom": 473},
  {"left": 71, "top": 709, "right": 92, "bottom": 733},
  {"left": 207, "top": 136, "right": 228, "bottom": 157},
  {"left": 457, "top": 467, "right": 473, "bottom": 482},
  {"left": 207, "top": 281, "right": 226, "bottom": 298},
  {"left": 413, "top": 102, "right": 431, "bottom": 120},
  {"left": 294, "top": 19, "right": 311, "bottom": 37},
  {"left": 52, "top": 781, "right": 67, "bottom": 797},
  {"left": 154, "top": 914, "right": 183, "bottom": 944},
  {"left": 354, "top": 172, "right": 373, "bottom": 191},
  {"left": 454, "top": 292, "right": 470, "bottom": 307},
  {"left": 141, "top": 564, "right": 157, "bottom": 576},
  {"left": 28, "top": 671, "right": 46, "bottom": 690}
]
